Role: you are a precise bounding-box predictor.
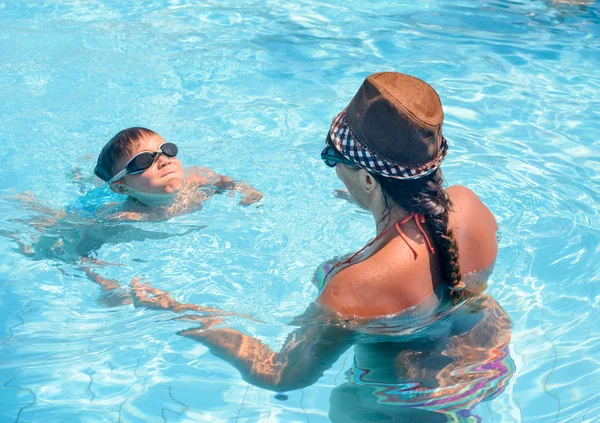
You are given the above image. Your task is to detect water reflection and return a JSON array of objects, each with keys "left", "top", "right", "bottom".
[
  {"left": 174, "top": 285, "right": 514, "bottom": 422},
  {"left": 329, "top": 294, "right": 514, "bottom": 422},
  {"left": 2, "top": 190, "right": 207, "bottom": 263}
]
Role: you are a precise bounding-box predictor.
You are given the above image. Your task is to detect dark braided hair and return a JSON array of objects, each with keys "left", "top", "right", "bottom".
[{"left": 371, "top": 169, "right": 466, "bottom": 303}]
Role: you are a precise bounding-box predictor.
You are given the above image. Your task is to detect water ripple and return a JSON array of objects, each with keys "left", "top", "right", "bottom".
[{"left": 0, "top": 0, "right": 599, "bottom": 421}]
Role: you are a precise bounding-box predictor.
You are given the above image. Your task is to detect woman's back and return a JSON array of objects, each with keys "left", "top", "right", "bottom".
[{"left": 319, "top": 185, "right": 498, "bottom": 317}]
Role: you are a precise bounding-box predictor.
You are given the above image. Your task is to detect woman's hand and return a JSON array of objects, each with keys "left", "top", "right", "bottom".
[
  {"left": 333, "top": 189, "right": 354, "bottom": 203},
  {"left": 129, "top": 279, "right": 259, "bottom": 320},
  {"left": 177, "top": 303, "right": 356, "bottom": 392},
  {"left": 175, "top": 315, "right": 225, "bottom": 333}
]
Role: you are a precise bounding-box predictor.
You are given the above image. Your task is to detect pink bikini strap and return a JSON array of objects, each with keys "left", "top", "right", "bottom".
[
  {"left": 395, "top": 214, "right": 436, "bottom": 259},
  {"left": 336, "top": 227, "right": 388, "bottom": 267},
  {"left": 336, "top": 213, "right": 435, "bottom": 268}
]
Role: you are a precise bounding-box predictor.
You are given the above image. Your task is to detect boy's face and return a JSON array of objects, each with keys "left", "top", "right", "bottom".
[{"left": 115, "top": 134, "right": 185, "bottom": 196}]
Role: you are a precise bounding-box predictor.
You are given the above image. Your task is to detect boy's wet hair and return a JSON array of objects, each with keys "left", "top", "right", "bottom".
[{"left": 94, "top": 127, "right": 158, "bottom": 182}]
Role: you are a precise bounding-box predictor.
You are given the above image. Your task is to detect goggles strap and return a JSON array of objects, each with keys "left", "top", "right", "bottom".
[{"left": 107, "top": 168, "right": 128, "bottom": 185}]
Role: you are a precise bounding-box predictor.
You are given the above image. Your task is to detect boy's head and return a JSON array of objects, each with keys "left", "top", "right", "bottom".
[{"left": 94, "top": 128, "right": 185, "bottom": 206}]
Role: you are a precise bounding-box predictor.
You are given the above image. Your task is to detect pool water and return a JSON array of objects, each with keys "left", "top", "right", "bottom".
[{"left": 1, "top": 0, "right": 599, "bottom": 422}]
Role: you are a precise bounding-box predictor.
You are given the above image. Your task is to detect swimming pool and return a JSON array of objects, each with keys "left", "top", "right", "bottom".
[{"left": 1, "top": 0, "right": 599, "bottom": 421}]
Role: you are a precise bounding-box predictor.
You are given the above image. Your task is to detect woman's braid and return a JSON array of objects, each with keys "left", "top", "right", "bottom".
[
  {"left": 420, "top": 181, "right": 465, "bottom": 301},
  {"left": 374, "top": 169, "right": 465, "bottom": 303}
]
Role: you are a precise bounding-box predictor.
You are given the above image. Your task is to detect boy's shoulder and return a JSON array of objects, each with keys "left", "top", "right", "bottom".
[
  {"left": 185, "top": 166, "right": 216, "bottom": 177},
  {"left": 97, "top": 201, "right": 123, "bottom": 215},
  {"left": 185, "top": 166, "right": 232, "bottom": 187},
  {"left": 185, "top": 173, "right": 210, "bottom": 186},
  {"left": 185, "top": 166, "right": 217, "bottom": 185}
]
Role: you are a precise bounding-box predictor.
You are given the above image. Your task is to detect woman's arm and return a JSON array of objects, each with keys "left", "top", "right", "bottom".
[
  {"left": 178, "top": 304, "right": 356, "bottom": 392},
  {"left": 129, "top": 279, "right": 258, "bottom": 321}
]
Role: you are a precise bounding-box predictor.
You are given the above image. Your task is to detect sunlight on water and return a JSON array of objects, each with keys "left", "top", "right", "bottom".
[{"left": 0, "top": 0, "right": 599, "bottom": 422}]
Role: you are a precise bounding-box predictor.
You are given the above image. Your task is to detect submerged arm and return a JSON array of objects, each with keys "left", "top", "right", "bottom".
[
  {"left": 8, "top": 192, "right": 67, "bottom": 220},
  {"left": 179, "top": 304, "right": 356, "bottom": 392}
]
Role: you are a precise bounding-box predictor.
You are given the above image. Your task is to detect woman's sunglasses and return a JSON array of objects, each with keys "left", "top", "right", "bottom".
[
  {"left": 321, "top": 145, "right": 359, "bottom": 168},
  {"left": 107, "top": 142, "right": 178, "bottom": 184}
]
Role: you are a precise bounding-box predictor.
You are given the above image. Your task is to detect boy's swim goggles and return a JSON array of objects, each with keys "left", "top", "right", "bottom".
[{"left": 107, "top": 142, "right": 178, "bottom": 184}]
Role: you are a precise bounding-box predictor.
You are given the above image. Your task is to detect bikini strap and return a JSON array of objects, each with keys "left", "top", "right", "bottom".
[
  {"left": 336, "top": 224, "right": 391, "bottom": 267},
  {"left": 395, "top": 213, "right": 436, "bottom": 259},
  {"left": 335, "top": 213, "right": 435, "bottom": 268}
]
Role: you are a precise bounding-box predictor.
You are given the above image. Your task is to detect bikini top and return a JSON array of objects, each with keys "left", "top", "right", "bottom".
[{"left": 314, "top": 214, "right": 435, "bottom": 291}]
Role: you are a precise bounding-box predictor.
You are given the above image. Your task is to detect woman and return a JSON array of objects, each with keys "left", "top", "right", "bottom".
[{"left": 161, "top": 72, "right": 513, "bottom": 420}]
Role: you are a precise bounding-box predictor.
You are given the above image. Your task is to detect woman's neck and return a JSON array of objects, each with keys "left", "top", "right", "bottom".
[{"left": 373, "top": 203, "right": 410, "bottom": 235}]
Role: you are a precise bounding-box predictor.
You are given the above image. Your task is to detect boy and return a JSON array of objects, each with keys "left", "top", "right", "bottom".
[
  {"left": 4, "top": 127, "right": 263, "bottom": 259},
  {"left": 95, "top": 127, "right": 263, "bottom": 221}
]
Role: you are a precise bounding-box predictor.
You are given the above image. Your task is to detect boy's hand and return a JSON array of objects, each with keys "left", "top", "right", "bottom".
[
  {"left": 7, "top": 192, "right": 66, "bottom": 219},
  {"left": 239, "top": 189, "right": 263, "bottom": 206},
  {"left": 204, "top": 174, "right": 263, "bottom": 206},
  {"left": 214, "top": 175, "right": 236, "bottom": 190}
]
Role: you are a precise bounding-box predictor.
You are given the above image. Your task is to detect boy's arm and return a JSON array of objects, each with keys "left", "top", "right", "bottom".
[
  {"left": 97, "top": 201, "right": 147, "bottom": 222},
  {"left": 224, "top": 180, "right": 263, "bottom": 206},
  {"left": 103, "top": 211, "right": 147, "bottom": 221},
  {"left": 7, "top": 192, "right": 66, "bottom": 224},
  {"left": 187, "top": 167, "right": 263, "bottom": 206}
]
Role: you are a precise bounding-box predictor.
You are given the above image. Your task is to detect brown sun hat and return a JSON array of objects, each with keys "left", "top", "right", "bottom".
[{"left": 329, "top": 72, "right": 448, "bottom": 179}]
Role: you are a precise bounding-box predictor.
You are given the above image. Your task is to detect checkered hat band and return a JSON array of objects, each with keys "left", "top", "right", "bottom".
[{"left": 329, "top": 111, "right": 447, "bottom": 180}]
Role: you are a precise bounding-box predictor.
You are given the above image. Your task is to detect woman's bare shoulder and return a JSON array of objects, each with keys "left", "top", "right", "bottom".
[
  {"left": 447, "top": 185, "right": 484, "bottom": 208},
  {"left": 447, "top": 185, "right": 498, "bottom": 231},
  {"left": 318, "top": 258, "right": 422, "bottom": 319},
  {"left": 447, "top": 185, "right": 498, "bottom": 272}
]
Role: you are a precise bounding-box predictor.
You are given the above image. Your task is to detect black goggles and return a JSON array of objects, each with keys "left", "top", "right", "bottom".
[{"left": 107, "top": 142, "right": 178, "bottom": 184}]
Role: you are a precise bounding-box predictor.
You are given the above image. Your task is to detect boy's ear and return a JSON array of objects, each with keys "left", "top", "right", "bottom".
[{"left": 109, "top": 182, "right": 128, "bottom": 195}]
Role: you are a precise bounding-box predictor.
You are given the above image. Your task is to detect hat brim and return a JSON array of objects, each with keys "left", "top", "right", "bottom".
[{"left": 329, "top": 110, "right": 447, "bottom": 180}]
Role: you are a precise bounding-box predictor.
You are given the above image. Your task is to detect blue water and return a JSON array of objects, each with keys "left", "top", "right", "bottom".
[{"left": 1, "top": 0, "right": 599, "bottom": 421}]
